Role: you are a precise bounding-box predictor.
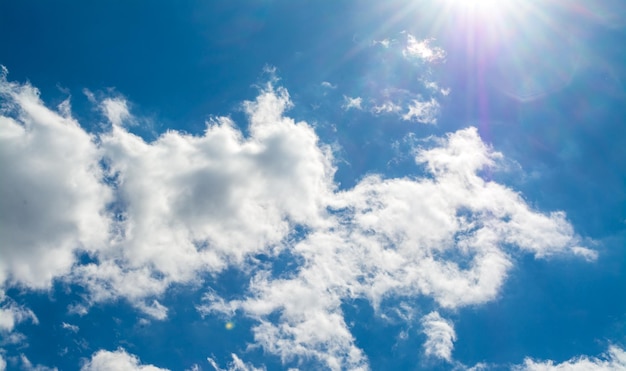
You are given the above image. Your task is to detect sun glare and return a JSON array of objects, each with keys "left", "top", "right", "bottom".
[{"left": 449, "top": 0, "right": 515, "bottom": 17}]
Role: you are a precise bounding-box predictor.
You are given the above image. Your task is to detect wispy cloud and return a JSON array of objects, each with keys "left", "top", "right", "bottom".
[
  {"left": 373, "top": 38, "right": 392, "bottom": 48},
  {"left": 19, "top": 355, "right": 57, "bottom": 371},
  {"left": 403, "top": 35, "right": 446, "bottom": 63},
  {"left": 421, "top": 312, "right": 456, "bottom": 362},
  {"left": 372, "top": 101, "right": 402, "bottom": 114},
  {"left": 61, "top": 322, "right": 79, "bottom": 333},
  {"left": 402, "top": 97, "right": 440, "bottom": 124},
  {"left": 101, "top": 97, "right": 131, "bottom": 127},
  {"left": 342, "top": 95, "right": 363, "bottom": 110},
  {"left": 516, "top": 346, "right": 626, "bottom": 370},
  {"left": 207, "top": 354, "right": 265, "bottom": 371},
  {"left": 0, "top": 298, "right": 38, "bottom": 333}
]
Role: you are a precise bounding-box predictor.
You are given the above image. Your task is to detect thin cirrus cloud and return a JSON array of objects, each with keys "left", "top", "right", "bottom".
[
  {"left": 0, "top": 66, "right": 600, "bottom": 370},
  {"left": 358, "top": 33, "right": 448, "bottom": 124},
  {"left": 208, "top": 354, "right": 264, "bottom": 371},
  {"left": 342, "top": 95, "right": 363, "bottom": 111},
  {"left": 515, "top": 346, "right": 626, "bottom": 370}
]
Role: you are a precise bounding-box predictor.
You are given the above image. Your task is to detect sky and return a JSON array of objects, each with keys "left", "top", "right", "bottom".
[{"left": 0, "top": 0, "right": 625, "bottom": 370}]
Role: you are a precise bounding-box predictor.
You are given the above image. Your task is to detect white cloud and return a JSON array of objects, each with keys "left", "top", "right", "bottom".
[
  {"left": 207, "top": 354, "right": 265, "bottom": 371},
  {"left": 1, "top": 70, "right": 337, "bottom": 318},
  {"left": 360, "top": 34, "right": 448, "bottom": 123},
  {"left": 20, "top": 354, "right": 58, "bottom": 371},
  {"left": 372, "top": 101, "right": 402, "bottom": 114},
  {"left": 0, "top": 354, "right": 5, "bottom": 371},
  {"left": 321, "top": 81, "right": 337, "bottom": 89},
  {"left": 1, "top": 70, "right": 594, "bottom": 369},
  {"left": 403, "top": 35, "right": 446, "bottom": 63},
  {"left": 571, "top": 246, "right": 598, "bottom": 262},
  {"left": 70, "top": 83, "right": 336, "bottom": 315},
  {"left": 0, "top": 293, "right": 38, "bottom": 332},
  {"left": 402, "top": 98, "right": 440, "bottom": 124},
  {"left": 61, "top": 322, "right": 79, "bottom": 333},
  {"left": 516, "top": 346, "right": 626, "bottom": 370},
  {"left": 197, "top": 289, "right": 239, "bottom": 318},
  {"left": 202, "top": 127, "right": 589, "bottom": 369},
  {"left": 421, "top": 312, "right": 456, "bottom": 362},
  {"left": 0, "top": 70, "right": 112, "bottom": 289},
  {"left": 135, "top": 300, "right": 168, "bottom": 320},
  {"left": 342, "top": 96, "right": 363, "bottom": 111},
  {"left": 81, "top": 349, "right": 168, "bottom": 371},
  {"left": 423, "top": 80, "right": 451, "bottom": 96},
  {"left": 101, "top": 97, "right": 131, "bottom": 127},
  {"left": 0, "top": 332, "right": 26, "bottom": 347}
]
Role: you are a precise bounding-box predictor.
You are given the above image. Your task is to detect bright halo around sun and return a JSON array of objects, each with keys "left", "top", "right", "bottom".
[
  {"left": 436, "top": 0, "right": 541, "bottom": 45},
  {"left": 440, "top": 0, "right": 534, "bottom": 24}
]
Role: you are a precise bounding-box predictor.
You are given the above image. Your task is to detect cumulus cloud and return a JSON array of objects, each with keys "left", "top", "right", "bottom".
[
  {"left": 0, "top": 69, "right": 337, "bottom": 318},
  {"left": 201, "top": 127, "right": 588, "bottom": 369},
  {"left": 0, "top": 354, "right": 5, "bottom": 371},
  {"left": 421, "top": 312, "right": 456, "bottom": 361},
  {"left": 81, "top": 349, "right": 168, "bottom": 371},
  {"left": 516, "top": 346, "right": 626, "bottom": 370},
  {"left": 0, "top": 70, "right": 112, "bottom": 289},
  {"left": 0, "top": 69, "right": 593, "bottom": 368},
  {"left": 68, "top": 83, "right": 336, "bottom": 315}
]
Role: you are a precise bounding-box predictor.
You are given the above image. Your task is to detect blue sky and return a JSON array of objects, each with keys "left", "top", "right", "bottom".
[{"left": 0, "top": 0, "right": 625, "bottom": 370}]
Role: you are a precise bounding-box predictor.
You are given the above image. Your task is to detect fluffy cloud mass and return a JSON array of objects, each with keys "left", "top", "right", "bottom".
[
  {"left": 0, "top": 69, "right": 112, "bottom": 289},
  {"left": 198, "top": 119, "right": 590, "bottom": 368},
  {"left": 71, "top": 82, "right": 336, "bottom": 310},
  {"left": 81, "top": 349, "right": 168, "bottom": 371},
  {"left": 0, "top": 69, "right": 595, "bottom": 369}
]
